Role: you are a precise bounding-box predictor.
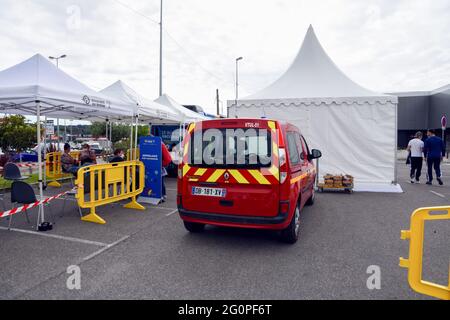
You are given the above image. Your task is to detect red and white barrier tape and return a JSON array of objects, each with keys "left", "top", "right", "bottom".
[
  {"left": 0, "top": 190, "right": 71, "bottom": 218},
  {"left": 16, "top": 162, "right": 44, "bottom": 168}
]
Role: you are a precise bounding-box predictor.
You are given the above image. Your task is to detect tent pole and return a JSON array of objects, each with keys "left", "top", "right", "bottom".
[
  {"left": 43, "top": 116, "right": 47, "bottom": 188},
  {"left": 57, "top": 118, "right": 60, "bottom": 151},
  {"left": 393, "top": 102, "right": 398, "bottom": 185},
  {"left": 134, "top": 115, "right": 138, "bottom": 161},
  {"left": 130, "top": 116, "right": 134, "bottom": 159},
  {"left": 36, "top": 102, "right": 45, "bottom": 228},
  {"left": 109, "top": 120, "right": 113, "bottom": 152}
]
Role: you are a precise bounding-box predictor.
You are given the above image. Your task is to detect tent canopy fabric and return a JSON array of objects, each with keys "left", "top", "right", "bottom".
[
  {"left": 100, "top": 80, "right": 180, "bottom": 123},
  {"left": 241, "top": 25, "right": 397, "bottom": 105},
  {"left": 229, "top": 26, "right": 400, "bottom": 193},
  {"left": 155, "top": 94, "right": 209, "bottom": 123},
  {"left": 0, "top": 54, "right": 132, "bottom": 120}
]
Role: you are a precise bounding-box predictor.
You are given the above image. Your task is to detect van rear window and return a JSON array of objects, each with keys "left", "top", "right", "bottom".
[{"left": 187, "top": 128, "right": 272, "bottom": 168}]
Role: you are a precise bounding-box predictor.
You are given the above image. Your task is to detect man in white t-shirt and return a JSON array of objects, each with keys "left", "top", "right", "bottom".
[{"left": 407, "top": 131, "right": 424, "bottom": 183}]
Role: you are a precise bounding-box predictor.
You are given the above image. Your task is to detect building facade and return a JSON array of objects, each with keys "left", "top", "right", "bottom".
[{"left": 393, "top": 85, "right": 450, "bottom": 148}]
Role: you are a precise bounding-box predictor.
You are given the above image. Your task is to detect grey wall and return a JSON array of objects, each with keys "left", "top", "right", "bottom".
[
  {"left": 397, "top": 96, "right": 430, "bottom": 130},
  {"left": 396, "top": 87, "right": 450, "bottom": 147},
  {"left": 429, "top": 87, "right": 450, "bottom": 129}
]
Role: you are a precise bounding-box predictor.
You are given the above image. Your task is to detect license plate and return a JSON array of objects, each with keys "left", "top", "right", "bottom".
[{"left": 191, "top": 187, "right": 227, "bottom": 198}]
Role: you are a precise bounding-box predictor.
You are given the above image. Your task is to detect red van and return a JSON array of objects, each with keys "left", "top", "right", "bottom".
[{"left": 177, "top": 118, "right": 321, "bottom": 243}]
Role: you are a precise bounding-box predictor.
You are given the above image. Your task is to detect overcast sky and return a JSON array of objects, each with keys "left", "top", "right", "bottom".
[{"left": 1, "top": 0, "right": 449, "bottom": 115}]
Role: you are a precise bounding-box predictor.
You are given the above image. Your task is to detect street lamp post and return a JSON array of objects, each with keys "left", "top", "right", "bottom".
[
  {"left": 231, "top": 57, "right": 243, "bottom": 118},
  {"left": 235, "top": 57, "right": 243, "bottom": 103},
  {"left": 159, "top": 0, "right": 163, "bottom": 97},
  {"left": 49, "top": 54, "right": 67, "bottom": 69}
]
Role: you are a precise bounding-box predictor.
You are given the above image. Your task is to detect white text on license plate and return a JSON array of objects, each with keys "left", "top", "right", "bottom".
[{"left": 191, "top": 187, "right": 226, "bottom": 198}]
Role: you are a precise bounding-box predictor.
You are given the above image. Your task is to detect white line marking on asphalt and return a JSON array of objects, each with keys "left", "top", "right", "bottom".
[
  {"left": 430, "top": 191, "right": 446, "bottom": 198},
  {"left": 0, "top": 226, "right": 108, "bottom": 247},
  {"left": 165, "top": 209, "right": 178, "bottom": 217},
  {"left": 152, "top": 207, "right": 178, "bottom": 211},
  {"left": 81, "top": 235, "right": 130, "bottom": 262}
]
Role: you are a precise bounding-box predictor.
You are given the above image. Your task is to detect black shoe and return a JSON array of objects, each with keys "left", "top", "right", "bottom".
[
  {"left": 426, "top": 181, "right": 432, "bottom": 185},
  {"left": 437, "top": 178, "right": 443, "bottom": 185}
]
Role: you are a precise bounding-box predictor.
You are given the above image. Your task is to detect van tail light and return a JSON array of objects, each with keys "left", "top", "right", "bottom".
[
  {"left": 278, "top": 148, "right": 288, "bottom": 184},
  {"left": 279, "top": 201, "right": 290, "bottom": 215}
]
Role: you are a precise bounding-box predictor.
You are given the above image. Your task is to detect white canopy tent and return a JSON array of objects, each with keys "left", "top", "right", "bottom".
[
  {"left": 100, "top": 80, "right": 180, "bottom": 124},
  {"left": 0, "top": 54, "right": 132, "bottom": 120},
  {"left": 155, "top": 94, "right": 209, "bottom": 124},
  {"left": 0, "top": 54, "right": 135, "bottom": 227},
  {"left": 229, "top": 26, "right": 400, "bottom": 193},
  {"left": 100, "top": 80, "right": 183, "bottom": 160}
]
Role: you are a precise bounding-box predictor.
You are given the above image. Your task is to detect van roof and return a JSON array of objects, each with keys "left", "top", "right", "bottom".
[{"left": 196, "top": 118, "right": 293, "bottom": 129}]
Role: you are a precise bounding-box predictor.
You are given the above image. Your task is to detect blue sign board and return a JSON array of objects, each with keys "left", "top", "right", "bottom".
[
  {"left": 151, "top": 125, "right": 180, "bottom": 143},
  {"left": 139, "top": 136, "right": 162, "bottom": 204}
]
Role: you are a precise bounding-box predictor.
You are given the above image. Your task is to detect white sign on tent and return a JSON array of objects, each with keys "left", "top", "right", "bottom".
[{"left": 45, "top": 120, "right": 54, "bottom": 135}]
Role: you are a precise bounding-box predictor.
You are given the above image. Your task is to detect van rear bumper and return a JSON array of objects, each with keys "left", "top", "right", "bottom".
[{"left": 178, "top": 208, "right": 288, "bottom": 226}]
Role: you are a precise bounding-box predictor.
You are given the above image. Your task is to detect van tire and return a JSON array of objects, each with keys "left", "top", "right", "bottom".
[
  {"left": 184, "top": 221, "right": 205, "bottom": 233},
  {"left": 305, "top": 189, "right": 315, "bottom": 206},
  {"left": 280, "top": 203, "right": 301, "bottom": 244}
]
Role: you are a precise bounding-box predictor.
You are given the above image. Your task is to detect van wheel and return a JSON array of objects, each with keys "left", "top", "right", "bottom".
[
  {"left": 305, "top": 189, "right": 315, "bottom": 206},
  {"left": 183, "top": 221, "right": 205, "bottom": 233},
  {"left": 280, "top": 203, "right": 301, "bottom": 244}
]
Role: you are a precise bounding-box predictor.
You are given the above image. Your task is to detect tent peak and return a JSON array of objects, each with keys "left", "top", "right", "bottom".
[{"left": 244, "top": 26, "right": 391, "bottom": 100}]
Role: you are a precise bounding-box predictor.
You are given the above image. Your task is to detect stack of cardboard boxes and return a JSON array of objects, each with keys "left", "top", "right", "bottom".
[{"left": 322, "top": 174, "right": 354, "bottom": 188}]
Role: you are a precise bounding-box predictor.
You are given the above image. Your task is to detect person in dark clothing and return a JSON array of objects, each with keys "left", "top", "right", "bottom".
[
  {"left": 424, "top": 129, "right": 445, "bottom": 185},
  {"left": 110, "top": 149, "right": 125, "bottom": 163},
  {"left": 79, "top": 144, "right": 97, "bottom": 166},
  {"left": 61, "top": 143, "right": 79, "bottom": 176}
]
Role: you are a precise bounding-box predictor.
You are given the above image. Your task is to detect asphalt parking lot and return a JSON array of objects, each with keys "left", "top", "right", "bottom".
[{"left": 0, "top": 162, "right": 448, "bottom": 300}]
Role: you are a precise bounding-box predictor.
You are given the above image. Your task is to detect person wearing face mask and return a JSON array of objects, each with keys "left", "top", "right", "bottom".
[{"left": 110, "top": 149, "right": 125, "bottom": 163}]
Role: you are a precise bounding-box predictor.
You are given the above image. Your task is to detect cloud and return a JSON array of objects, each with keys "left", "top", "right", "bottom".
[{"left": 0, "top": 0, "right": 449, "bottom": 115}]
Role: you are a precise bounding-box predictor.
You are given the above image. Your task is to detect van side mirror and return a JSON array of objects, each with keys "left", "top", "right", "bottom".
[{"left": 309, "top": 149, "right": 322, "bottom": 160}]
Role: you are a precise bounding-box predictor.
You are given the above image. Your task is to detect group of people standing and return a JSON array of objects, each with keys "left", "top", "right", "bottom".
[{"left": 407, "top": 129, "right": 446, "bottom": 185}]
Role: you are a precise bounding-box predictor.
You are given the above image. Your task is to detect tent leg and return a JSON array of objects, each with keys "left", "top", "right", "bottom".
[
  {"left": 393, "top": 102, "right": 398, "bottom": 185},
  {"left": 134, "top": 115, "right": 139, "bottom": 160},
  {"left": 130, "top": 116, "right": 134, "bottom": 160},
  {"left": 36, "top": 102, "right": 45, "bottom": 228}
]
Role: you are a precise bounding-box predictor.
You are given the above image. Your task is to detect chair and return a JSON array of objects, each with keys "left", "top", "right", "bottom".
[
  {"left": 1, "top": 163, "right": 29, "bottom": 211},
  {"left": 61, "top": 166, "right": 76, "bottom": 187},
  {"left": 8, "top": 181, "right": 54, "bottom": 229},
  {"left": 3, "top": 163, "right": 29, "bottom": 181}
]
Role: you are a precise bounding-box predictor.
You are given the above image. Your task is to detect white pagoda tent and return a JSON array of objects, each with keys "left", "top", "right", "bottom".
[{"left": 229, "top": 26, "right": 400, "bottom": 192}]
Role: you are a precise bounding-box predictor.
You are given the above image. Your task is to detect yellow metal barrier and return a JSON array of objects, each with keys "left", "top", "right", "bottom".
[
  {"left": 400, "top": 206, "right": 450, "bottom": 300},
  {"left": 75, "top": 160, "right": 145, "bottom": 224},
  {"left": 70, "top": 151, "right": 81, "bottom": 161},
  {"left": 46, "top": 152, "right": 69, "bottom": 188},
  {"left": 126, "top": 148, "right": 140, "bottom": 161}
]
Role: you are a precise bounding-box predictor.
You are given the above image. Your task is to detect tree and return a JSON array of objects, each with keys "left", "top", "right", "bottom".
[
  {"left": 91, "top": 122, "right": 150, "bottom": 143},
  {"left": 0, "top": 115, "right": 38, "bottom": 152}
]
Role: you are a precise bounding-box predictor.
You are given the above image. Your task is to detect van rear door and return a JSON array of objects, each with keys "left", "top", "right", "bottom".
[{"left": 180, "top": 119, "right": 280, "bottom": 217}]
